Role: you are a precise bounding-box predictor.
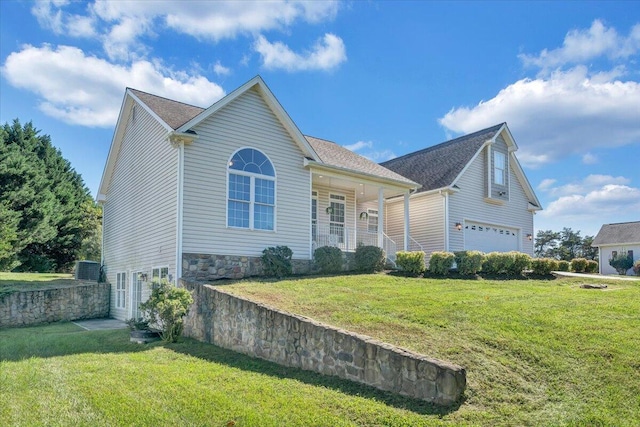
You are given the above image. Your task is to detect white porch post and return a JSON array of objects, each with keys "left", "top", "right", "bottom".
[
  {"left": 404, "top": 191, "right": 410, "bottom": 251},
  {"left": 377, "top": 187, "right": 384, "bottom": 248}
]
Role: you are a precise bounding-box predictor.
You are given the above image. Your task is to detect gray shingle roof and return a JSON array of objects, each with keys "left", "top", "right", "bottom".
[
  {"left": 592, "top": 221, "right": 640, "bottom": 245},
  {"left": 129, "top": 88, "right": 204, "bottom": 130},
  {"left": 381, "top": 123, "right": 505, "bottom": 193},
  {"left": 305, "top": 135, "right": 417, "bottom": 186}
]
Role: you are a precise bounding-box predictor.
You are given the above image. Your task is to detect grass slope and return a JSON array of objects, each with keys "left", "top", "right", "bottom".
[
  {"left": 0, "top": 272, "right": 75, "bottom": 296},
  {"left": 224, "top": 274, "right": 640, "bottom": 426}
]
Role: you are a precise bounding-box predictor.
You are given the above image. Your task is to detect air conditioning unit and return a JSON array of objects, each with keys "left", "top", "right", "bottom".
[{"left": 75, "top": 261, "right": 100, "bottom": 281}]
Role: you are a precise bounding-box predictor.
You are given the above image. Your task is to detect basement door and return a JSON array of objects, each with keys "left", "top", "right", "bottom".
[{"left": 130, "top": 272, "right": 144, "bottom": 319}]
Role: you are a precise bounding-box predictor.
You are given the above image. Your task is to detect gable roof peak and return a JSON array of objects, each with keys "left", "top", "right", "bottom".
[{"left": 127, "top": 87, "right": 205, "bottom": 130}]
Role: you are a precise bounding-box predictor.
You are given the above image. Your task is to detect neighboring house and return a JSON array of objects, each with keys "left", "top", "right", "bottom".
[
  {"left": 381, "top": 123, "right": 542, "bottom": 257},
  {"left": 98, "top": 76, "right": 419, "bottom": 320},
  {"left": 592, "top": 221, "right": 640, "bottom": 275}
]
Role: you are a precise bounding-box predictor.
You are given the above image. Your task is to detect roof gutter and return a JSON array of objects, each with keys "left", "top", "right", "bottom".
[{"left": 304, "top": 159, "right": 420, "bottom": 191}]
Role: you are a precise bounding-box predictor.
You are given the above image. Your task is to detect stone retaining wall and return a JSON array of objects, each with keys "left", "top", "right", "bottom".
[
  {"left": 0, "top": 282, "right": 110, "bottom": 327},
  {"left": 182, "top": 281, "right": 466, "bottom": 405}
]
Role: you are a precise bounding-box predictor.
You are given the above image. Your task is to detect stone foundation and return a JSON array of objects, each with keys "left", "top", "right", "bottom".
[
  {"left": 182, "top": 281, "right": 466, "bottom": 405},
  {"left": 0, "top": 282, "right": 110, "bottom": 327},
  {"left": 182, "top": 252, "right": 326, "bottom": 281}
]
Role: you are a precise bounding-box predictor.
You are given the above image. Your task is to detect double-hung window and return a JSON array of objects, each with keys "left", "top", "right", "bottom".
[
  {"left": 228, "top": 148, "right": 275, "bottom": 230},
  {"left": 116, "top": 272, "right": 126, "bottom": 309},
  {"left": 367, "top": 209, "right": 379, "bottom": 233},
  {"left": 152, "top": 267, "right": 169, "bottom": 285}
]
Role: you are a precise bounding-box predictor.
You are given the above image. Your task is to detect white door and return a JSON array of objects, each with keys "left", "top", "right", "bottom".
[
  {"left": 464, "top": 222, "right": 519, "bottom": 253},
  {"left": 329, "top": 194, "right": 345, "bottom": 247},
  {"left": 130, "top": 272, "right": 144, "bottom": 319}
]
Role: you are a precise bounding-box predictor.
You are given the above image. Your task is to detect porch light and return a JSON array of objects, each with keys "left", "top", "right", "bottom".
[
  {"left": 325, "top": 206, "right": 334, "bottom": 215},
  {"left": 455, "top": 222, "right": 462, "bottom": 231},
  {"left": 527, "top": 233, "right": 533, "bottom": 241},
  {"left": 359, "top": 211, "right": 369, "bottom": 220}
]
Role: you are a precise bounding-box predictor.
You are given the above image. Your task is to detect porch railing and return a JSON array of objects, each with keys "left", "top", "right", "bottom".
[{"left": 313, "top": 225, "right": 399, "bottom": 263}]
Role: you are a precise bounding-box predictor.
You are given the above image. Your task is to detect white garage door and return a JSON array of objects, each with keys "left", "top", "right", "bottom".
[{"left": 464, "top": 221, "right": 519, "bottom": 253}]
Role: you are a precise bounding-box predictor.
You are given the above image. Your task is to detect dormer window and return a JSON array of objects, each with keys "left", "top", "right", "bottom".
[{"left": 494, "top": 151, "right": 506, "bottom": 186}]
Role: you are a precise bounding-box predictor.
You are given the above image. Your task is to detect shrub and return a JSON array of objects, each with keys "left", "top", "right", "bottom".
[
  {"left": 482, "top": 252, "right": 511, "bottom": 275},
  {"left": 314, "top": 246, "right": 343, "bottom": 274},
  {"left": 510, "top": 252, "right": 532, "bottom": 275},
  {"left": 585, "top": 260, "right": 599, "bottom": 273},
  {"left": 355, "top": 245, "right": 386, "bottom": 273},
  {"left": 454, "top": 250, "right": 484, "bottom": 275},
  {"left": 633, "top": 260, "right": 640, "bottom": 276},
  {"left": 261, "top": 246, "right": 293, "bottom": 278},
  {"left": 396, "top": 251, "right": 425, "bottom": 275},
  {"left": 557, "top": 260, "right": 570, "bottom": 272},
  {"left": 570, "top": 258, "right": 588, "bottom": 273},
  {"left": 531, "top": 258, "right": 558, "bottom": 275},
  {"left": 140, "top": 280, "right": 193, "bottom": 343},
  {"left": 609, "top": 253, "right": 633, "bottom": 275},
  {"left": 428, "top": 251, "right": 455, "bottom": 276}
]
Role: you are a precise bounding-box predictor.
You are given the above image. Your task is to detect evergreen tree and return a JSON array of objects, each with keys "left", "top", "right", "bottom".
[{"left": 0, "top": 119, "right": 100, "bottom": 272}]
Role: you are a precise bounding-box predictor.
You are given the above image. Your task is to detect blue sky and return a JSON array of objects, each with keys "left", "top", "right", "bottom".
[{"left": 1, "top": 0, "right": 639, "bottom": 237}]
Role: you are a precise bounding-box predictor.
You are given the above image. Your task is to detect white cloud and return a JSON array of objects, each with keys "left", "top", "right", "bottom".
[
  {"left": 439, "top": 66, "right": 640, "bottom": 168},
  {"left": 519, "top": 20, "right": 640, "bottom": 70},
  {"left": 582, "top": 152, "right": 597, "bottom": 165},
  {"left": 32, "top": 1, "right": 340, "bottom": 61},
  {"left": 213, "top": 60, "right": 231, "bottom": 76},
  {"left": 2, "top": 44, "right": 225, "bottom": 127},
  {"left": 254, "top": 33, "right": 346, "bottom": 71},
  {"left": 537, "top": 178, "right": 557, "bottom": 191},
  {"left": 343, "top": 140, "right": 396, "bottom": 162}
]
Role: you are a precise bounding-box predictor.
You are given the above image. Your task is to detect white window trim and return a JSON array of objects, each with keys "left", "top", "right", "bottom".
[
  {"left": 367, "top": 208, "right": 379, "bottom": 234},
  {"left": 311, "top": 191, "right": 318, "bottom": 242},
  {"left": 226, "top": 147, "right": 277, "bottom": 232},
  {"left": 130, "top": 271, "right": 145, "bottom": 319},
  {"left": 494, "top": 151, "right": 507, "bottom": 187},
  {"left": 151, "top": 266, "right": 169, "bottom": 284},
  {"left": 116, "top": 272, "right": 126, "bottom": 309},
  {"left": 329, "top": 193, "right": 346, "bottom": 244}
]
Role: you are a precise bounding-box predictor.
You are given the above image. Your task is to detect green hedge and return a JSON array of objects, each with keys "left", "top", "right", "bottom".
[
  {"left": 396, "top": 251, "right": 425, "bottom": 275},
  {"left": 313, "top": 246, "right": 343, "bottom": 274},
  {"left": 482, "top": 252, "right": 531, "bottom": 275},
  {"left": 531, "top": 258, "right": 558, "bottom": 275},
  {"left": 428, "top": 251, "right": 455, "bottom": 276},
  {"left": 261, "top": 246, "right": 293, "bottom": 278},
  {"left": 585, "top": 260, "right": 599, "bottom": 273},
  {"left": 454, "top": 250, "right": 484, "bottom": 275},
  {"left": 570, "top": 258, "right": 588, "bottom": 273},
  {"left": 557, "top": 260, "right": 570, "bottom": 272},
  {"left": 355, "top": 245, "right": 385, "bottom": 273}
]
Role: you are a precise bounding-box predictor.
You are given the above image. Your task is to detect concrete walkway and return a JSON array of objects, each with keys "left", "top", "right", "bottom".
[
  {"left": 552, "top": 271, "right": 640, "bottom": 281},
  {"left": 73, "top": 318, "right": 128, "bottom": 331}
]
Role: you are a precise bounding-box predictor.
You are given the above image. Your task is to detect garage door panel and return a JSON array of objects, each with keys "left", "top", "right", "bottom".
[{"left": 464, "top": 221, "right": 519, "bottom": 253}]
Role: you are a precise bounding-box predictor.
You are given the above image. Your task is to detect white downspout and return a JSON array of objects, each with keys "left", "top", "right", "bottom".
[
  {"left": 377, "top": 187, "right": 384, "bottom": 248},
  {"left": 403, "top": 191, "right": 410, "bottom": 251},
  {"left": 175, "top": 143, "right": 185, "bottom": 282},
  {"left": 443, "top": 190, "right": 450, "bottom": 252}
]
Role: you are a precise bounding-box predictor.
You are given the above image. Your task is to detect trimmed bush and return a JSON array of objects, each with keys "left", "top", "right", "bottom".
[
  {"left": 454, "top": 250, "right": 485, "bottom": 275},
  {"left": 633, "top": 260, "right": 640, "bottom": 276},
  {"left": 261, "top": 246, "right": 293, "bottom": 278},
  {"left": 531, "top": 258, "right": 558, "bottom": 275},
  {"left": 396, "top": 251, "right": 425, "bottom": 275},
  {"left": 557, "top": 260, "right": 570, "bottom": 272},
  {"left": 355, "top": 245, "right": 385, "bottom": 273},
  {"left": 314, "top": 246, "right": 343, "bottom": 274},
  {"left": 482, "top": 252, "right": 511, "bottom": 275},
  {"left": 570, "top": 258, "right": 588, "bottom": 273},
  {"left": 510, "top": 252, "right": 532, "bottom": 275},
  {"left": 609, "top": 253, "right": 633, "bottom": 275},
  {"left": 585, "top": 260, "right": 599, "bottom": 273},
  {"left": 428, "top": 251, "right": 455, "bottom": 276}
]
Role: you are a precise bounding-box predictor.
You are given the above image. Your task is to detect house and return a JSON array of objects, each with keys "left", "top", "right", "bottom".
[
  {"left": 380, "top": 123, "right": 542, "bottom": 257},
  {"left": 98, "top": 76, "right": 419, "bottom": 321},
  {"left": 592, "top": 221, "right": 640, "bottom": 275}
]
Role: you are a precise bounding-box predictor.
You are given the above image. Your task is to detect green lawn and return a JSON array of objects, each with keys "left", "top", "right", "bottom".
[
  {"left": 1, "top": 273, "right": 639, "bottom": 426},
  {"left": 224, "top": 274, "right": 640, "bottom": 426},
  {"left": 0, "top": 272, "right": 75, "bottom": 296}
]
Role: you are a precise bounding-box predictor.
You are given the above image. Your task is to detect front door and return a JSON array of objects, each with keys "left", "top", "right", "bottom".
[{"left": 329, "top": 194, "right": 345, "bottom": 246}]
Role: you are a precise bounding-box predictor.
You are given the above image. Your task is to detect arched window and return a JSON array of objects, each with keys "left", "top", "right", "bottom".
[{"left": 227, "top": 148, "right": 275, "bottom": 230}]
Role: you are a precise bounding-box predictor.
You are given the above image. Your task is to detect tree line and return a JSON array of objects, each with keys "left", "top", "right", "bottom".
[
  {"left": 534, "top": 228, "right": 598, "bottom": 261},
  {"left": 0, "top": 120, "right": 101, "bottom": 272}
]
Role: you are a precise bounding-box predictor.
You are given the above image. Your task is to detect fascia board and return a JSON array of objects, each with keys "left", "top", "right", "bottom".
[
  {"left": 449, "top": 140, "right": 492, "bottom": 188},
  {"left": 97, "top": 93, "right": 132, "bottom": 200},
  {"left": 305, "top": 160, "right": 420, "bottom": 191},
  {"left": 127, "top": 89, "right": 173, "bottom": 132}
]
